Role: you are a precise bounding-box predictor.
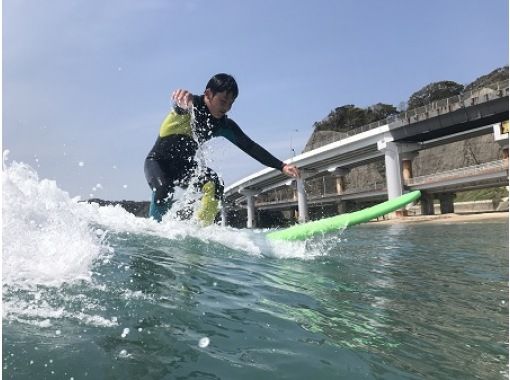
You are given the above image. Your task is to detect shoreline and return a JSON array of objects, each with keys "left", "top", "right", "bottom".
[{"left": 372, "top": 211, "right": 509, "bottom": 225}]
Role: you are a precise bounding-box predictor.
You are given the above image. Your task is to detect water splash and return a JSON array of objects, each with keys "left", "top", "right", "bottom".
[
  {"left": 2, "top": 149, "right": 321, "bottom": 296},
  {"left": 164, "top": 104, "right": 221, "bottom": 223},
  {"left": 2, "top": 152, "right": 106, "bottom": 288}
]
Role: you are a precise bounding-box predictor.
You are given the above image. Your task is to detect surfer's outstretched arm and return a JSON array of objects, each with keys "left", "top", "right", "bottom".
[{"left": 217, "top": 120, "right": 300, "bottom": 178}]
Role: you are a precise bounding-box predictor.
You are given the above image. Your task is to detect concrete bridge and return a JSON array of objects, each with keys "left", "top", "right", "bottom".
[{"left": 223, "top": 80, "right": 509, "bottom": 227}]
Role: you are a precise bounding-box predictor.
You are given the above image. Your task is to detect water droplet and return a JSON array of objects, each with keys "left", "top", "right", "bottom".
[
  {"left": 119, "top": 349, "right": 131, "bottom": 358},
  {"left": 198, "top": 337, "right": 210, "bottom": 348}
]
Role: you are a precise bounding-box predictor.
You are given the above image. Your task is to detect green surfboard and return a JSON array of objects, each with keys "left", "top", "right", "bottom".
[{"left": 266, "top": 190, "right": 421, "bottom": 241}]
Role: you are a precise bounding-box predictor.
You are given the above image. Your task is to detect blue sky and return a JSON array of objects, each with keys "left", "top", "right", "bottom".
[{"left": 3, "top": 0, "right": 509, "bottom": 201}]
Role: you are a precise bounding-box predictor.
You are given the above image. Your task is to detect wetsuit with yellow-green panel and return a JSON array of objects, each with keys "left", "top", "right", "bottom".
[{"left": 144, "top": 95, "right": 285, "bottom": 223}]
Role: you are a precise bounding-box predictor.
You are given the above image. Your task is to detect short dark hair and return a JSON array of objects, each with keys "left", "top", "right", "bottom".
[{"left": 205, "top": 73, "right": 239, "bottom": 99}]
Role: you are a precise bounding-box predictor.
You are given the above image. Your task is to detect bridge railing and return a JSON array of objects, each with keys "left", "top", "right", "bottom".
[
  {"left": 345, "top": 79, "right": 509, "bottom": 137},
  {"left": 345, "top": 119, "right": 388, "bottom": 136},
  {"left": 250, "top": 160, "right": 508, "bottom": 207},
  {"left": 254, "top": 183, "right": 387, "bottom": 207},
  {"left": 405, "top": 159, "right": 509, "bottom": 186}
]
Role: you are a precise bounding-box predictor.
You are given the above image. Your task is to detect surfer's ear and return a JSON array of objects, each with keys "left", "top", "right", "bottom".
[{"left": 204, "top": 89, "right": 215, "bottom": 109}]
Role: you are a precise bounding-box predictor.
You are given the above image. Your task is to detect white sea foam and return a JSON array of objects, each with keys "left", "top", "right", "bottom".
[
  {"left": 2, "top": 153, "right": 105, "bottom": 288},
  {"left": 87, "top": 199, "right": 316, "bottom": 260},
  {"left": 2, "top": 296, "right": 119, "bottom": 328}
]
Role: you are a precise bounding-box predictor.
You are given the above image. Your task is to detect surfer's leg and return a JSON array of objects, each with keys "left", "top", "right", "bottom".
[
  {"left": 144, "top": 159, "right": 175, "bottom": 222},
  {"left": 195, "top": 168, "right": 224, "bottom": 225},
  {"left": 149, "top": 191, "right": 174, "bottom": 222}
]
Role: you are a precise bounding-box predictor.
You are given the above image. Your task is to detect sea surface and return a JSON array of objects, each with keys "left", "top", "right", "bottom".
[{"left": 3, "top": 158, "right": 509, "bottom": 379}]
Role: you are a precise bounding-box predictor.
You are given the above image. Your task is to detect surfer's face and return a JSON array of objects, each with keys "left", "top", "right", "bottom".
[{"left": 204, "top": 90, "right": 235, "bottom": 119}]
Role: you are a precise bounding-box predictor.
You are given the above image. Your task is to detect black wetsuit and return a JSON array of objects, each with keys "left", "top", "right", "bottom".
[{"left": 144, "top": 95, "right": 285, "bottom": 210}]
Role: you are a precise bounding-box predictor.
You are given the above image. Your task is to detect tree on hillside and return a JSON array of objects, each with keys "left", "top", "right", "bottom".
[
  {"left": 313, "top": 105, "right": 366, "bottom": 132},
  {"left": 464, "top": 65, "right": 509, "bottom": 92},
  {"left": 313, "top": 103, "right": 397, "bottom": 133},
  {"left": 407, "top": 81, "right": 464, "bottom": 110},
  {"left": 366, "top": 103, "right": 398, "bottom": 123}
]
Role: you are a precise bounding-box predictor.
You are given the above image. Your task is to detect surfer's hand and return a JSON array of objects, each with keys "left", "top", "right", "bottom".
[
  {"left": 283, "top": 164, "right": 300, "bottom": 178},
  {"left": 171, "top": 89, "right": 193, "bottom": 109}
]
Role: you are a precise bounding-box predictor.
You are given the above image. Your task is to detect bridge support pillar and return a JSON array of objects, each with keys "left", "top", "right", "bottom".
[
  {"left": 401, "top": 153, "right": 418, "bottom": 216},
  {"left": 246, "top": 196, "right": 256, "bottom": 228},
  {"left": 239, "top": 188, "right": 259, "bottom": 228},
  {"left": 330, "top": 168, "right": 350, "bottom": 194},
  {"left": 377, "top": 141, "right": 403, "bottom": 198},
  {"left": 402, "top": 160, "right": 412, "bottom": 182},
  {"left": 296, "top": 177, "right": 309, "bottom": 223},
  {"left": 335, "top": 176, "right": 347, "bottom": 194},
  {"left": 493, "top": 121, "right": 509, "bottom": 159},
  {"left": 378, "top": 141, "right": 420, "bottom": 217},
  {"left": 402, "top": 152, "right": 418, "bottom": 182},
  {"left": 438, "top": 192, "right": 455, "bottom": 214},
  {"left": 337, "top": 201, "right": 347, "bottom": 214},
  {"left": 420, "top": 192, "right": 435, "bottom": 215}
]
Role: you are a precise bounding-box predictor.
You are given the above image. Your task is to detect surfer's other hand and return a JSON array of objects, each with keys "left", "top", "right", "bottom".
[
  {"left": 171, "top": 89, "right": 193, "bottom": 109},
  {"left": 283, "top": 164, "right": 300, "bottom": 178}
]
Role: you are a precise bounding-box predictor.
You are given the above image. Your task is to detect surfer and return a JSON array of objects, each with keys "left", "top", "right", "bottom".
[{"left": 144, "top": 73, "right": 300, "bottom": 223}]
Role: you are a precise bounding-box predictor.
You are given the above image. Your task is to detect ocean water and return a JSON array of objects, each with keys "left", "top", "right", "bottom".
[{"left": 3, "top": 158, "right": 509, "bottom": 380}]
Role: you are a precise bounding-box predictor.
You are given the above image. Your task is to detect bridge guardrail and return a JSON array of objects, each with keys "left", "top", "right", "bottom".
[
  {"left": 253, "top": 161, "right": 508, "bottom": 207},
  {"left": 254, "top": 184, "right": 387, "bottom": 207},
  {"left": 405, "top": 159, "right": 509, "bottom": 186},
  {"left": 346, "top": 79, "right": 509, "bottom": 137}
]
